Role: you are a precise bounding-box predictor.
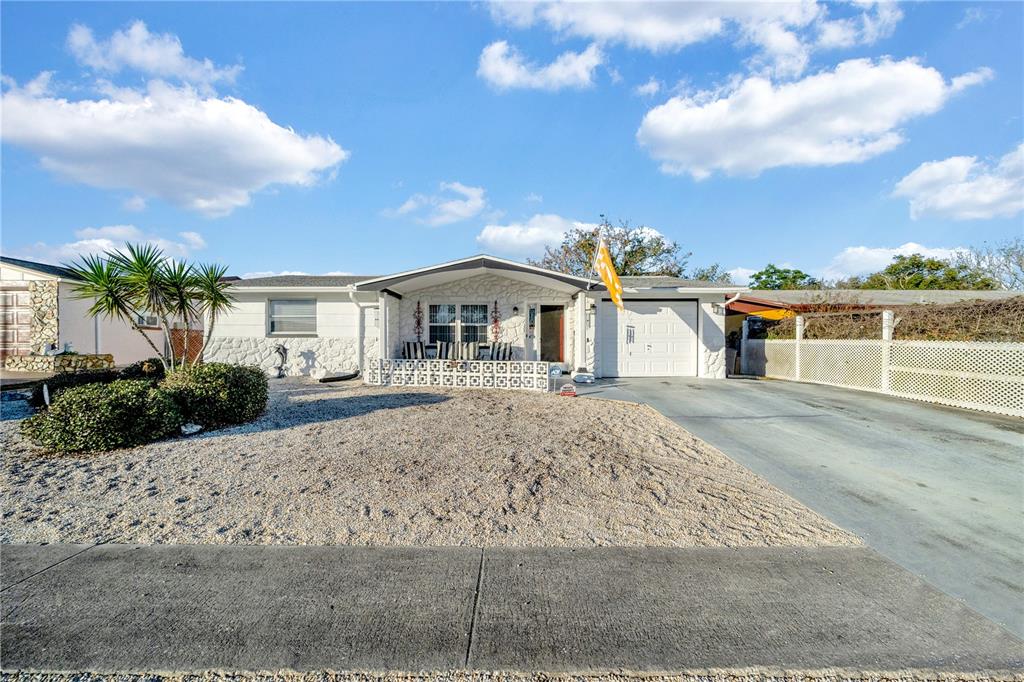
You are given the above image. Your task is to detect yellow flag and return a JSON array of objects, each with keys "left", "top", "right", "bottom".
[{"left": 594, "top": 239, "right": 624, "bottom": 311}]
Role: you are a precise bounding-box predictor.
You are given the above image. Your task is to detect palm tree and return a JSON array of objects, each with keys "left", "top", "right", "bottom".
[
  {"left": 162, "top": 259, "right": 198, "bottom": 367},
  {"left": 65, "top": 244, "right": 235, "bottom": 371},
  {"left": 65, "top": 253, "right": 168, "bottom": 368},
  {"left": 194, "top": 262, "right": 235, "bottom": 354}
]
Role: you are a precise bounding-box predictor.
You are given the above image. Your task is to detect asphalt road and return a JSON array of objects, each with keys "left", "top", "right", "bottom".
[
  {"left": 577, "top": 376, "right": 1024, "bottom": 637},
  {"left": 3, "top": 543, "right": 1021, "bottom": 672}
]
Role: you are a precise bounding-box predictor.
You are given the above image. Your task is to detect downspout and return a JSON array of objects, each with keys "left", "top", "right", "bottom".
[{"left": 349, "top": 290, "right": 364, "bottom": 374}]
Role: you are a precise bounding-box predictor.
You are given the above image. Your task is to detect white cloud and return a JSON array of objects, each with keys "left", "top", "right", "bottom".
[
  {"left": 633, "top": 77, "right": 662, "bottom": 97},
  {"left": 476, "top": 213, "right": 596, "bottom": 258},
  {"left": 816, "top": 2, "right": 902, "bottom": 49},
  {"left": 892, "top": 143, "right": 1024, "bottom": 221},
  {"left": 950, "top": 67, "right": 994, "bottom": 93},
  {"left": 477, "top": 41, "right": 603, "bottom": 91},
  {"left": 68, "top": 21, "right": 241, "bottom": 90},
  {"left": 488, "top": 1, "right": 901, "bottom": 79},
  {"left": 388, "top": 182, "right": 487, "bottom": 226},
  {"left": 14, "top": 225, "right": 207, "bottom": 264},
  {"left": 957, "top": 7, "right": 996, "bottom": 30},
  {"left": 524, "top": 192, "right": 544, "bottom": 203},
  {"left": 820, "top": 243, "right": 966, "bottom": 281},
  {"left": 2, "top": 77, "right": 348, "bottom": 217},
  {"left": 122, "top": 195, "right": 147, "bottom": 212},
  {"left": 636, "top": 58, "right": 990, "bottom": 179},
  {"left": 727, "top": 267, "right": 757, "bottom": 286}
]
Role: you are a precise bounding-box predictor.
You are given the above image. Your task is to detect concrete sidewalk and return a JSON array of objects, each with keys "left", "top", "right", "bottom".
[{"left": 2, "top": 544, "right": 1021, "bottom": 674}]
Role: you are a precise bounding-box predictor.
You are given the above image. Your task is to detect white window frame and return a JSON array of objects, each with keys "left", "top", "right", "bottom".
[
  {"left": 428, "top": 302, "right": 489, "bottom": 344},
  {"left": 136, "top": 311, "right": 161, "bottom": 328},
  {"left": 268, "top": 299, "right": 317, "bottom": 336}
]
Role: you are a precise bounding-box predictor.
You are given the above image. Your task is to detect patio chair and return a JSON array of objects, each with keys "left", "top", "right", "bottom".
[
  {"left": 491, "top": 341, "right": 513, "bottom": 360},
  {"left": 402, "top": 341, "right": 426, "bottom": 359}
]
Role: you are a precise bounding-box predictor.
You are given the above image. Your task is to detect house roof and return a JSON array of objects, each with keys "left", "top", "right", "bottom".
[
  {"left": 620, "top": 276, "right": 732, "bottom": 289},
  {"left": 0, "top": 256, "right": 81, "bottom": 280},
  {"left": 228, "top": 257, "right": 745, "bottom": 295},
  {"left": 740, "top": 289, "right": 1022, "bottom": 307},
  {"left": 233, "top": 274, "right": 373, "bottom": 288},
  {"left": 354, "top": 255, "right": 598, "bottom": 294}
]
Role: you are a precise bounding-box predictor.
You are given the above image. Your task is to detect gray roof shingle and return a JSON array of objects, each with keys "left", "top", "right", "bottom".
[
  {"left": 619, "top": 275, "right": 735, "bottom": 289},
  {"left": 0, "top": 256, "right": 81, "bottom": 280},
  {"left": 232, "top": 274, "right": 375, "bottom": 288}
]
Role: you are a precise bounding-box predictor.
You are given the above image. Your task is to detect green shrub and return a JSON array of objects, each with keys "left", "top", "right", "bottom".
[
  {"left": 21, "top": 380, "right": 183, "bottom": 453},
  {"left": 28, "top": 369, "right": 119, "bottom": 409},
  {"left": 161, "top": 363, "right": 268, "bottom": 427},
  {"left": 118, "top": 357, "right": 167, "bottom": 381}
]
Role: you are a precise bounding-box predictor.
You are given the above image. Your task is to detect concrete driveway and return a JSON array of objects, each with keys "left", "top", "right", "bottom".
[{"left": 577, "top": 376, "right": 1024, "bottom": 637}]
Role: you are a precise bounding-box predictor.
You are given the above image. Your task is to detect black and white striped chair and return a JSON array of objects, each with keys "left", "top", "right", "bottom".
[
  {"left": 490, "top": 342, "right": 513, "bottom": 360},
  {"left": 402, "top": 341, "right": 425, "bottom": 359},
  {"left": 435, "top": 341, "right": 455, "bottom": 359},
  {"left": 458, "top": 342, "right": 480, "bottom": 360}
]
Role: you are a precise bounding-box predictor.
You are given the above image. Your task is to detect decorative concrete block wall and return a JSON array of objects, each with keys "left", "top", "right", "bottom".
[{"left": 203, "top": 336, "right": 360, "bottom": 376}]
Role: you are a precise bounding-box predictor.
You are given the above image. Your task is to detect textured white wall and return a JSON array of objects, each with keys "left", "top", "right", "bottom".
[
  {"left": 698, "top": 297, "right": 727, "bottom": 379},
  {"left": 205, "top": 290, "right": 370, "bottom": 375}
]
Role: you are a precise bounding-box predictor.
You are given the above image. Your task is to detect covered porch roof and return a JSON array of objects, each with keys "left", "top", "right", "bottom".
[{"left": 354, "top": 255, "right": 597, "bottom": 296}]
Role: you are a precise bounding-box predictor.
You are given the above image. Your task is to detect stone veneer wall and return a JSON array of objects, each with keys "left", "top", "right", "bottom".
[
  {"left": 700, "top": 300, "right": 727, "bottom": 379},
  {"left": 4, "top": 353, "right": 114, "bottom": 372},
  {"left": 29, "top": 281, "right": 59, "bottom": 351},
  {"left": 203, "top": 336, "right": 360, "bottom": 376},
  {"left": 394, "top": 274, "right": 574, "bottom": 362}
]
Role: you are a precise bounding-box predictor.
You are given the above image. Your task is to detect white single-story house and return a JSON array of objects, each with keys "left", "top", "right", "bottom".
[
  {"left": 205, "top": 255, "right": 744, "bottom": 388},
  {"left": 0, "top": 256, "right": 172, "bottom": 367}
]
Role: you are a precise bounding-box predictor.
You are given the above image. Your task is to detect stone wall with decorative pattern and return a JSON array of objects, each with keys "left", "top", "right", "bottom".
[
  {"left": 29, "top": 280, "right": 59, "bottom": 351},
  {"left": 203, "top": 336, "right": 360, "bottom": 376},
  {"left": 4, "top": 353, "right": 114, "bottom": 372},
  {"left": 700, "top": 300, "right": 727, "bottom": 379}
]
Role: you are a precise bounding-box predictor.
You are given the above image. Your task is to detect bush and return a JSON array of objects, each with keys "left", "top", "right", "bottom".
[
  {"left": 118, "top": 357, "right": 167, "bottom": 382},
  {"left": 161, "top": 363, "right": 268, "bottom": 427},
  {"left": 21, "top": 380, "right": 183, "bottom": 453},
  {"left": 28, "top": 369, "right": 118, "bottom": 409}
]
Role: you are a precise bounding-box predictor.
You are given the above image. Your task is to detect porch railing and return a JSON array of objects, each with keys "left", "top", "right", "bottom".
[{"left": 366, "top": 358, "right": 553, "bottom": 392}]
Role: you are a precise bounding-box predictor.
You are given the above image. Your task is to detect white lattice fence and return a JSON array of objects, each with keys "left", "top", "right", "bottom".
[
  {"left": 366, "top": 359, "right": 553, "bottom": 392},
  {"left": 741, "top": 340, "right": 796, "bottom": 379},
  {"left": 800, "top": 340, "right": 884, "bottom": 391},
  {"left": 742, "top": 337, "right": 1023, "bottom": 417},
  {"left": 888, "top": 341, "right": 1024, "bottom": 416}
]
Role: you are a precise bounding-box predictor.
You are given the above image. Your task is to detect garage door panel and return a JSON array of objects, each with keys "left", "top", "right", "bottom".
[{"left": 600, "top": 300, "right": 698, "bottom": 377}]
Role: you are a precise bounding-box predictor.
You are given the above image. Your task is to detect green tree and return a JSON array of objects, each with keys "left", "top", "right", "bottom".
[
  {"left": 65, "top": 244, "right": 235, "bottom": 371},
  {"left": 530, "top": 216, "right": 690, "bottom": 277},
  {"left": 688, "top": 263, "right": 734, "bottom": 284},
  {"left": 748, "top": 264, "right": 819, "bottom": 290},
  {"left": 851, "top": 254, "right": 998, "bottom": 290}
]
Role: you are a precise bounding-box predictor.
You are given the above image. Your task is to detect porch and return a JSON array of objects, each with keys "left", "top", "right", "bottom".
[{"left": 359, "top": 257, "right": 597, "bottom": 391}]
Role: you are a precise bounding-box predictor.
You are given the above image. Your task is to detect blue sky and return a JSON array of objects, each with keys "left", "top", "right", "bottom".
[{"left": 2, "top": 1, "right": 1021, "bottom": 283}]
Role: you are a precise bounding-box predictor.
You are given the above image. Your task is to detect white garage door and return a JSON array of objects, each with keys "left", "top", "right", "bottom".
[{"left": 599, "top": 300, "right": 698, "bottom": 377}]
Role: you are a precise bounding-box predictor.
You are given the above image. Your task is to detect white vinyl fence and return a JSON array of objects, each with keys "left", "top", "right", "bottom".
[{"left": 741, "top": 313, "right": 1023, "bottom": 418}]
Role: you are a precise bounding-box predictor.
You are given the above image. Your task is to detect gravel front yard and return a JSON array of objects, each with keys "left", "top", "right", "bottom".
[{"left": 1, "top": 380, "right": 857, "bottom": 547}]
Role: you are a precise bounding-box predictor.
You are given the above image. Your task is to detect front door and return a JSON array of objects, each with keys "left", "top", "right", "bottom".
[{"left": 539, "top": 305, "right": 564, "bottom": 363}]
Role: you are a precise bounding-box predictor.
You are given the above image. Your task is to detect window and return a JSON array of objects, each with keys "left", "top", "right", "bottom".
[
  {"left": 460, "top": 304, "right": 488, "bottom": 342},
  {"left": 428, "top": 304, "right": 456, "bottom": 343},
  {"left": 428, "top": 303, "right": 488, "bottom": 343},
  {"left": 136, "top": 311, "right": 160, "bottom": 328},
  {"left": 269, "top": 299, "right": 316, "bottom": 334}
]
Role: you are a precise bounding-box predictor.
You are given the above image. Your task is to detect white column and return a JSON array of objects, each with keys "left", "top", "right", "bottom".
[
  {"left": 378, "top": 292, "right": 389, "bottom": 360},
  {"left": 740, "top": 318, "right": 749, "bottom": 375},
  {"left": 881, "top": 309, "right": 893, "bottom": 392},
  {"left": 574, "top": 294, "right": 586, "bottom": 372},
  {"left": 794, "top": 315, "right": 804, "bottom": 381}
]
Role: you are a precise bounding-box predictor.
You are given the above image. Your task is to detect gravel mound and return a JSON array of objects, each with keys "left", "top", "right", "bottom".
[{"left": 1, "top": 380, "right": 857, "bottom": 547}]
